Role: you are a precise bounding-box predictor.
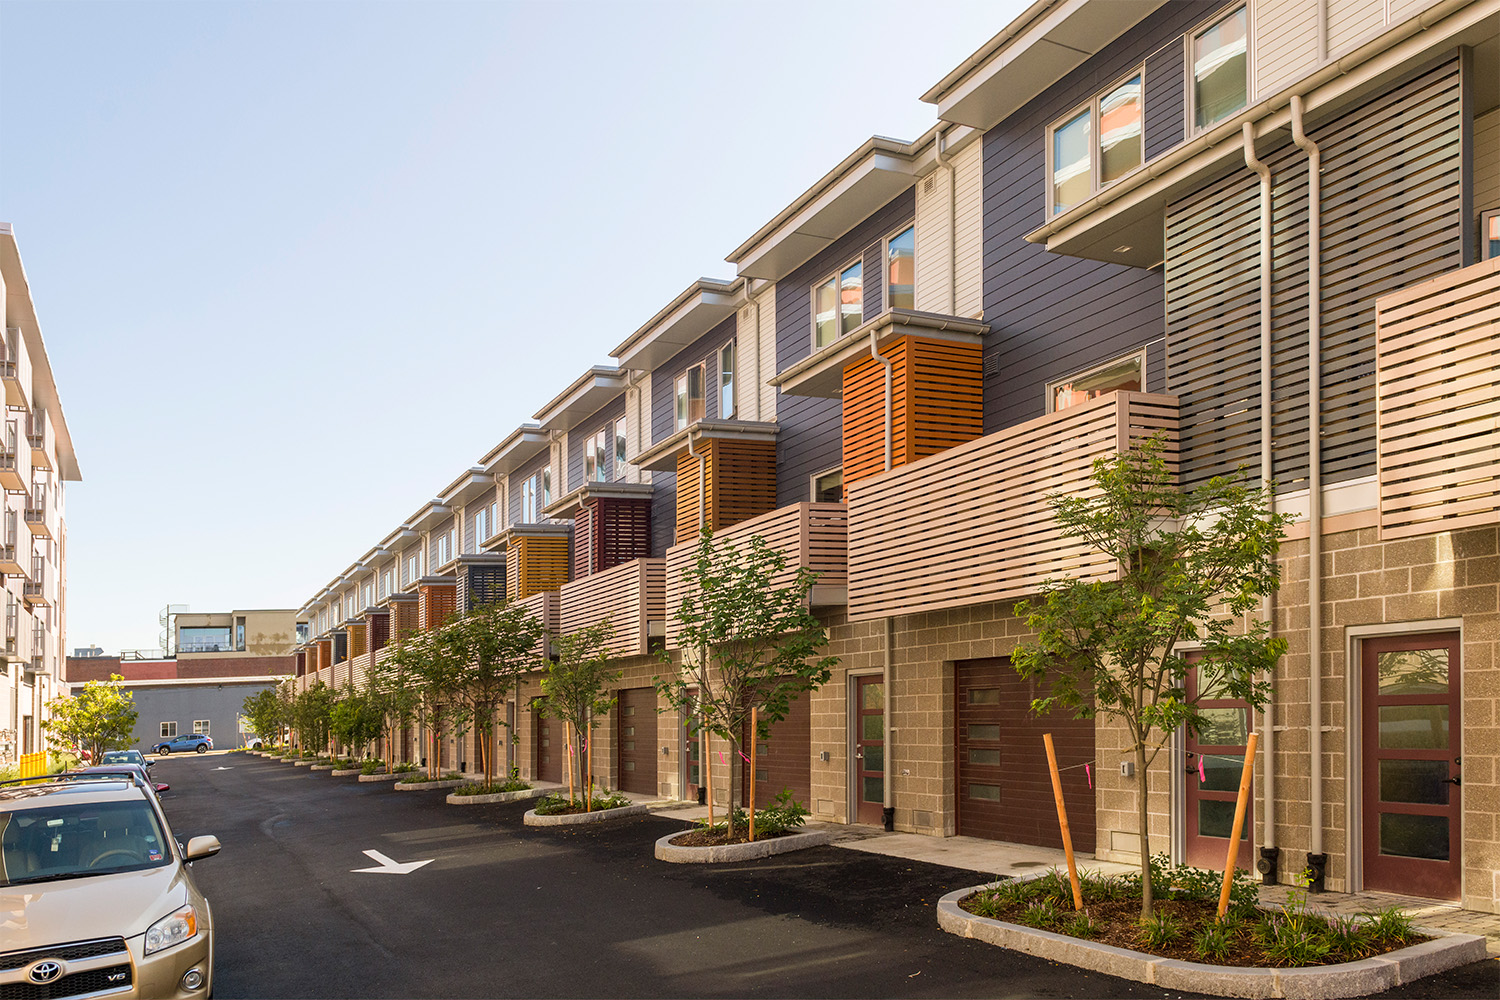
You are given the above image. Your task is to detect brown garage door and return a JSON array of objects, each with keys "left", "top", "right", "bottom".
[
  {"left": 956, "top": 658, "right": 1094, "bottom": 851},
  {"left": 741, "top": 692, "right": 811, "bottom": 809},
  {"left": 532, "top": 698, "right": 561, "bottom": 784},
  {"left": 617, "top": 687, "right": 658, "bottom": 794}
]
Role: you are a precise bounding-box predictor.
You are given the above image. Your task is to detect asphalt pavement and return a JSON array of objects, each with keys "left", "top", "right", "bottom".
[{"left": 151, "top": 753, "right": 1499, "bottom": 1000}]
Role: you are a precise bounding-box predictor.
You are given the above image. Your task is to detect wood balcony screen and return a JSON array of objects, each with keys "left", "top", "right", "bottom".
[
  {"left": 295, "top": 650, "right": 306, "bottom": 676},
  {"left": 846, "top": 391, "right": 1178, "bottom": 622},
  {"left": 346, "top": 621, "right": 368, "bottom": 659},
  {"left": 674, "top": 438, "right": 777, "bottom": 544},
  {"left": 1375, "top": 257, "right": 1500, "bottom": 540},
  {"left": 389, "top": 600, "right": 419, "bottom": 643},
  {"left": 590, "top": 497, "right": 653, "bottom": 575},
  {"left": 366, "top": 610, "right": 390, "bottom": 652},
  {"left": 559, "top": 556, "right": 665, "bottom": 658},
  {"left": 665, "top": 502, "right": 848, "bottom": 649},
  {"left": 418, "top": 582, "right": 457, "bottom": 632},
  {"left": 459, "top": 563, "right": 507, "bottom": 612},
  {"left": 573, "top": 504, "right": 593, "bottom": 580},
  {"left": 348, "top": 651, "right": 372, "bottom": 689},
  {"left": 506, "top": 535, "right": 571, "bottom": 602},
  {"left": 513, "top": 589, "right": 559, "bottom": 660},
  {"left": 843, "top": 335, "right": 983, "bottom": 486},
  {"left": 314, "top": 640, "right": 332, "bottom": 676}
]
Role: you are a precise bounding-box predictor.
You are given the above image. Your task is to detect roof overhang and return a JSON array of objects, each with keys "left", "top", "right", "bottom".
[
  {"left": 542, "top": 481, "right": 655, "bottom": 519},
  {"left": 533, "top": 366, "right": 628, "bottom": 430},
  {"left": 416, "top": 575, "right": 456, "bottom": 587},
  {"left": 921, "top": 0, "right": 1168, "bottom": 131},
  {"left": 631, "top": 419, "right": 780, "bottom": 472},
  {"left": 485, "top": 522, "right": 572, "bottom": 553},
  {"left": 456, "top": 553, "right": 506, "bottom": 568},
  {"left": 439, "top": 467, "right": 494, "bottom": 506},
  {"left": 480, "top": 424, "right": 550, "bottom": 476},
  {"left": 771, "top": 309, "right": 989, "bottom": 399},
  {"left": 408, "top": 501, "right": 452, "bottom": 533},
  {"left": 727, "top": 139, "right": 923, "bottom": 282},
  {"left": 611, "top": 280, "right": 741, "bottom": 371}
]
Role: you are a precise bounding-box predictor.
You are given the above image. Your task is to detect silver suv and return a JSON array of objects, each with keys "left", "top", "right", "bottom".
[{"left": 0, "top": 770, "right": 220, "bottom": 998}]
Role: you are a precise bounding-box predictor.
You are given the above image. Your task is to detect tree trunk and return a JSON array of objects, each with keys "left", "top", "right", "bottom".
[
  {"left": 729, "top": 736, "right": 742, "bottom": 836},
  {"left": 1136, "top": 740, "right": 1154, "bottom": 920}
]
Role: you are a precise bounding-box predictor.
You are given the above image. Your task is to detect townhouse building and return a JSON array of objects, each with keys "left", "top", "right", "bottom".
[
  {"left": 294, "top": 0, "right": 1499, "bottom": 914},
  {"left": 0, "top": 224, "right": 80, "bottom": 766}
]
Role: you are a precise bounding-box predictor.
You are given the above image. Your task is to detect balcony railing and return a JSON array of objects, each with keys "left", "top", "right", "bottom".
[
  {"left": 512, "top": 589, "right": 558, "bottom": 660},
  {"left": 558, "top": 557, "right": 664, "bottom": 658},
  {"left": 1375, "top": 257, "right": 1500, "bottom": 540},
  {"left": 0, "top": 544, "right": 21, "bottom": 576},
  {"left": 665, "top": 501, "right": 848, "bottom": 649},
  {"left": 846, "top": 390, "right": 1178, "bottom": 621}
]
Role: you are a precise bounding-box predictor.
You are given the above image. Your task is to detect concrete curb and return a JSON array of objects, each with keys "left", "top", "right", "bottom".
[
  {"left": 394, "top": 777, "right": 467, "bottom": 792},
  {"left": 292, "top": 759, "right": 317, "bottom": 767},
  {"left": 310, "top": 764, "right": 337, "bottom": 771},
  {"left": 445, "top": 786, "right": 549, "bottom": 806},
  {"left": 936, "top": 884, "right": 1488, "bottom": 998},
  {"left": 524, "top": 803, "right": 653, "bottom": 826},
  {"left": 331, "top": 768, "right": 363, "bottom": 777},
  {"left": 654, "top": 828, "right": 833, "bottom": 863},
  {"left": 357, "top": 772, "right": 406, "bottom": 782}
]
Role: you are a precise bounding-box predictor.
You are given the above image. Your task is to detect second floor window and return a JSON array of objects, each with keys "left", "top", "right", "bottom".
[
  {"left": 675, "top": 365, "right": 705, "bottom": 431},
  {"left": 814, "top": 260, "right": 863, "bottom": 348},
  {"left": 586, "top": 428, "right": 608, "bottom": 482},
  {"left": 613, "top": 418, "right": 627, "bottom": 480},
  {"left": 363, "top": 583, "right": 372, "bottom": 609},
  {"left": 436, "top": 530, "right": 452, "bottom": 566},
  {"left": 520, "top": 468, "right": 551, "bottom": 522},
  {"left": 407, "top": 554, "right": 419, "bottom": 584},
  {"left": 886, "top": 227, "right": 915, "bottom": 310},
  {"left": 1050, "top": 72, "right": 1142, "bottom": 216},
  {"left": 1192, "top": 4, "right": 1248, "bottom": 131},
  {"left": 719, "top": 343, "right": 736, "bottom": 420},
  {"left": 381, "top": 570, "right": 391, "bottom": 598},
  {"left": 474, "top": 506, "right": 488, "bottom": 547},
  {"left": 1047, "top": 352, "right": 1144, "bottom": 413}
]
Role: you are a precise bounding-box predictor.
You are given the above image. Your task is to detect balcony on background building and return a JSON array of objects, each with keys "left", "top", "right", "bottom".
[
  {"left": 558, "top": 557, "right": 664, "bottom": 658},
  {"left": 24, "top": 485, "right": 50, "bottom": 538},
  {"left": 1375, "top": 257, "right": 1500, "bottom": 541},
  {"left": 0, "top": 540, "right": 21, "bottom": 575},
  {"left": 26, "top": 408, "right": 52, "bottom": 472},
  {"left": 846, "top": 390, "right": 1178, "bottom": 621},
  {"left": 0, "top": 432, "right": 24, "bottom": 493},
  {"left": 665, "top": 501, "right": 848, "bottom": 649},
  {"left": 1, "top": 329, "right": 28, "bottom": 409},
  {"left": 23, "top": 558, "right": 47, "bottom": 607},
  {"left": 633, "top": 420, "right": 780, "bottom": 544}
]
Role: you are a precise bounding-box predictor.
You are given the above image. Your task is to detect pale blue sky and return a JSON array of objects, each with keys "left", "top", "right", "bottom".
[{"left": 1, "top": 0, "right": 1022, "bottom": 654}]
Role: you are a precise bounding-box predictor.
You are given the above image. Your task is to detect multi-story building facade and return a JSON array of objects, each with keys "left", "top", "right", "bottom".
[
  {"left": 0, "top": 223, "right": 80, "bottom": 765},
  {"left": 295, "top": 0, "right": 1500, "bottom": 914}
]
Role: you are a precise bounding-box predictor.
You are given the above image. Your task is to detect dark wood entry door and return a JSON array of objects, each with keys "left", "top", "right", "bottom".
[
  {"left": 532, "top": 699, "right": 562, "bottom": 783},
  {"left": 854, "top": 676, "right": 885, "bottom": 824},
  {"left": 1184, "top": 661, "right": 1253, "bottom": 870},
  {"left": 955, "top": 659, "right": 1095, "bottom": 851},
  {"left": 1362, "top": 633, "right": 1462, "bottom": 900},
  {"left": 741, "top": 692, "right": 811, "bottom": 809},
  {"left": 617, "top": 687, "right": 658, "bottom": 795}
]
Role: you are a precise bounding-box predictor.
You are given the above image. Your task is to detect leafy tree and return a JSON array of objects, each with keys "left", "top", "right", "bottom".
[
  {"left": 447, "top": 603, "right": 544, "bottom": 788},
  {"left": 43, "top": 675, "right": 138, "bottom": 762},
  {"left": 291, "top": 681, "right": 336, "bottom": 754},
  {"left": 1011, "top": 433, "right": 1291, "bottom": 919},
  {"left": 383, "top": 628, "right": 465, "bottom": 777},
  {"left": 542, "top": 621, "right": 619, "bottom": 806},
  {"left": 242, "top": 688, "right": 288, "bottom": 747},
  {"left": 330, "top": 684, "right": 384, "bottom": 759},
  {"left": 370, "top": 639, "right": 421, "bottom": 766},
  {"left": 656, "top": 530, "right": 838, "bottom": 837}
]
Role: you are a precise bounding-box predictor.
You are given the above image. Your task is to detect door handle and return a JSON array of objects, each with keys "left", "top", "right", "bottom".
[
  {"left": 1446, "top": 775, "right": 1461, "bottom": 786},
  {"left": 855, "top": 750, "right": 863, "bottom": 759}
]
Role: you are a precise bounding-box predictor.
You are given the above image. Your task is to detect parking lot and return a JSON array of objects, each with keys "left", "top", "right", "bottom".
[{"left": 153, "top": 753, "right": 1500, "bottom": 999}]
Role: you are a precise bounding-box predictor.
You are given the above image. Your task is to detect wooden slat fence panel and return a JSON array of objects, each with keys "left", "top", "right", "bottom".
[
  {"left": 846, "top": 392, "right": 1178, "bottom": 622},
  {"left": 349, "top": 651, "right": 372, "bottom": 689},
  {"left": 558, "top": 556, "right": 664, "bottom": 658},
  {"left": 1376, "top": 257, "right": 1500, "bottom": 539},
  {"left": 513, "top": 590, "right": 558, "bottom": 660}
]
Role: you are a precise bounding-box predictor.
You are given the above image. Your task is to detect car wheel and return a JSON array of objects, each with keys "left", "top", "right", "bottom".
[
  {"left": 195, "top": 744, "right": 208, "bottom": 753},
  {"left": 159, "top": 747, "right": 171, "bottom": 755}
]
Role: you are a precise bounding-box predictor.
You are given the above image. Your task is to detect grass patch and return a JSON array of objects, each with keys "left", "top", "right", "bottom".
[
  {"left": 534, "top": 791, "right": 631, "bottom": 815},
  {"left": 398, "top": 771, "right": 464, "bottom": 784},
  {"left": 452, "top": 779, "right": 532, "bottom": 796}
]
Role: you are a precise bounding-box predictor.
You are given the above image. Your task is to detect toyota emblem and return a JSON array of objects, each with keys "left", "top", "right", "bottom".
[{"left": 28, "top": 961, "right": 64, "bottom": 984}]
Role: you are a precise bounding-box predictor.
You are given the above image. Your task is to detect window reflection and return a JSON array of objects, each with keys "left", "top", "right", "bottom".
[
  {"left": 839, "top": 261, "right": 864, "bottom": 337},
  {"left": 1194, "top": 6, "right": 1248, "bottom": 130},
  {"left": 1052, "top": 109, "right": 1091, "bottom": 214},
  {"left": 1099, "top": 76, "right": 1142, "bottom": 184},
  {"left": 887, "top": 227, "right": 914, "bottom": 310}
]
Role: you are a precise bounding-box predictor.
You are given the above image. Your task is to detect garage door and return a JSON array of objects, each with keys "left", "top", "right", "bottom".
[
  {"left": 741, "top": 692, "right": 811, "bottom": 809},
  {"left": 617, "top": 687, "right": 658, "bottom": 794},
  {"left": 956, "top": 658, "right": 1095, "bottom": 851},
  {"left": 532, "top": 698, "right": 561, "bottom": 784}
]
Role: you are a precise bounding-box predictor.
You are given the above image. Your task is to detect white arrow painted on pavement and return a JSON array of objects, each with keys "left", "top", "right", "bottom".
[
  {"left": 352, "top": 849, "right": 433, "bottom": 875},
  {"left": 213, "top": 766, "right": 234, "bottom": 771}
]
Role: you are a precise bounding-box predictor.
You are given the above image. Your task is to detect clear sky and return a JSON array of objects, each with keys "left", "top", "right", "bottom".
[{"left": 1, "top": 0, "right": 1024, "bottom": 655}]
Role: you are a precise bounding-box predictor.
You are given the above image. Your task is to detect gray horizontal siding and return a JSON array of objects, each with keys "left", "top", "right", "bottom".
[
  {"left": 508, "top": 450, "right": 551, "bottom": 525},
  {"left": 1143, "top": 40, "right": 1185, "bottom": 161},
  {"left": 649, "top": 314, "right": 738, "bottom": 443},
  {"left": 568, "top": 395, "right": 626, "bottom": 486}
]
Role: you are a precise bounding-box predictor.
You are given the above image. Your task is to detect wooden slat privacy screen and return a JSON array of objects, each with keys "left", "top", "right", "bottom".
[
  {"left": 1165, "top": 57, "right": 1460, "bottom": 490},
  {"left": 674, "top": 438, "right": 777, "bottom": 543},
  {"left": 558, "top": 556, "right": 665, "bottom": 658},
  {"left": 346, "top": 620, "right": 368, "bottom": 659},
  {"left": 590, "top": 497, "right": 653, "bottom": 574},
  {"left": 348, "top": 651, "right": 371, "bottom": 689},
  {"left": 665, "top": 501, "right": 848, "bottom": 649},
  {"left": 846, "top": 392, "right": 1178, "bottom": 622},
  {"left": 1376, "top": 257, "right": 1500, "bottom": 539},
  {"left": 572, "top": 504, "right": 593, "bottom": 580},
  {"left": 843, "top": 336, "right": 983, "bottom": 486},
  {"left": 295, "top": 650, "right": 305, "bottom": 676},
  {"left": 458, "top": 562, "right": 507, "bottom": 612},
  {"left": 366, "top": 610, "right": 389, "bottom": 652},
  {"left": 506, "top": 534, "right": 571, "bottom": 602},
  {"left": 512, "top": 589, "right": 558, "bottom": 660},
  {"left": 387, "top": 597, "right": 419, "bottom": 643},
  {"left": 417, "top": 582, "right": 457, "bottom": 632}
]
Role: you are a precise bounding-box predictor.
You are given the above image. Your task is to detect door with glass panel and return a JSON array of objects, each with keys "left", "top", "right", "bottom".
[
  {"left": 853, "top": 675, "right": 885, "bottom": 825},
  {"left": 1183, "top": 658, "right": 1253, "bottom": 869},
  {"left": 1362, "top": 634, "right": 1461, "bottom": 899}
]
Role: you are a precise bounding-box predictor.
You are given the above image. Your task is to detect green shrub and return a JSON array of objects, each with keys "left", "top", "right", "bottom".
[
  {"left": 1325, "top": 914, "right": 1374, "bottom": 960},
  {"left": 534, "top": 790, "right": 630, "bottom": 814},
  {"left": 1193, "top": 921, "right": 1234, "bottom": 963},
  {"left": 360, "top": 760, "right": 385, "bottom": 775},
  {"left": 452, "top": 779, "right": 531, "bottom": 796},
  {"left": 1016, "top": 899, "right": 1060, "bottom": 930},
  {"left": 1139, "top": 912, "right": 1184, "bottom": 949},
  {"left": 753, "top": 789, "right": 810, "bottom": 836},
  {"left": 1060, "top": 910, "right": 1100, "bottom": 939},
  {"left": 392, "top": 762, "right": 417, "bottom": 773},
  {"left": 1361, "top": 906, "right": 1416, "bottom": 947}
]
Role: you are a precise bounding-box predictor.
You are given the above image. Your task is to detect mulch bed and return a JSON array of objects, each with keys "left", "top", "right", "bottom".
[{"left": 668, "top": 828, "right": 791, "bottom": 848}]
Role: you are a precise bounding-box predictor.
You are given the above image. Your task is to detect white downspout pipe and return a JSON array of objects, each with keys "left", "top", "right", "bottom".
[
  {"left": 937, "top": 125, "right": 958, "bottom": 315},
  {"left": 687, "top": 434, "right": 706, "bottom": 533},
  {"left": 1243, "top": 122, "right": 1277, "bottom": 863},
  {"left": 1291, "top": 95, "right": 1326, "bottom": 879},
  {"left": 868, "top": 324, "right": 896, "bottom": 831},
  {"left": 869, "top": 331, "right": 894, "bottom": 472}
]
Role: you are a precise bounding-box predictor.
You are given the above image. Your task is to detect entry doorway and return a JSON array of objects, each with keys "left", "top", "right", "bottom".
[
  {"left": 532, "top": 698, "right": 561, "bottom": 784},
  {"left": 852, "top": 675, "right": 885, "bottom": 825},
  {"left": 1361, "top": 633, "right": 1462, "bottom": 900},
  {"left": 682, "top": 687, "right": 703, "bottom": 804},
  {"left": 1182, "top": 660, "right": 1253, "bottom": 870},
  {"left": 616, "top": 687, "right": 658, "bottom": 795}
]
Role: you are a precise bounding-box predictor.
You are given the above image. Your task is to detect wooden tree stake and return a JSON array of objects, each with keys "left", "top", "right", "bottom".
[
  {"left": 703, "top": 719, "right": 715, "bottom": 830},
  {"left": 586, "top": 727, "right": 594, "bottom": 812},
  {"left": 749, "top": 707, "right": 758, "bottom": 842},
  {"left": 566, "top": 720, "right": 576, "bottom": 806},
  {"left": 1217, "top": 731, "right": 1260, "bottom": 919},
  {"left": 1043, "top": 733, "right": 1083, "bottom": 911}
]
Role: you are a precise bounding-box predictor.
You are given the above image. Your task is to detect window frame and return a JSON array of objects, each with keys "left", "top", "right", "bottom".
[
  {"left": 193, "top": 720, "right": 210, "bottom": 735},
  {"left": 1046, "top": 64, "right": 1146, "bottom": 218},
  {"left": 1481, "top": 207, "right": 1500, "bottom": 261},
  {"left": 613, "top": 417, "right": 627, "bottom": 480},
  {"left": 811, "top": 466, "right": 844, "bottom": 503},
  {"left": 1186, "top": 2, "right": 1251, "bottom": 136},
  {"left": 1044, "top": 348, "right": 1148, "bottom": 414},
  {"left": 674, "top": 363, "right": 706, "bottom": 431},
  {"left": 585, "top": 427, "right": 609, "bottom": 483},
  {"left": 883, "top": 224, "right": 916, "bottom": 312},
  {"left": 718, "top": 342, "right": 736, "bottom": 420},
  {"left": 160, "top": 721, "right": 178, "bottom": 739},
  {"left": 811, "top": 257, "right": 866, "bottom": 351}
]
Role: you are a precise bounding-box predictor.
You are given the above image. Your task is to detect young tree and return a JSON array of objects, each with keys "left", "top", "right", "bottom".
[
  {"left": 1010, "top": 432, "right": 1291, "bottom": 919},
  {"left": 292, "top": 681, "right": 336, "bottom": 755},
  {"left": 541, "top": 621, "right": 619, "bottom": 806},
  {"left": 656, "top": 531, "right": 838, "bottom": 836},
  {"left": 329, "top": 684, "right": 383, "bottom": 759},
  {"left": 242, "top": 688, "right": 287, "bottom": 748},
  {"left": 370, "top": 642, "right": 420, "bottom": 767},
  {"left": 43, "top": 675, "right": 138, "bottom": 762},
  {"left": 447, "top": 603, "right": 544, "bottom": 788}
]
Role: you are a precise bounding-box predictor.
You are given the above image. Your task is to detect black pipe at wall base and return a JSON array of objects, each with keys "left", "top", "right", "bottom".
[
  {"left": 1306, "top": 852, "right": 1328, "bottom": 892},
  {"left": 882, "top": 807, "right": 895, "bottom": 832}
]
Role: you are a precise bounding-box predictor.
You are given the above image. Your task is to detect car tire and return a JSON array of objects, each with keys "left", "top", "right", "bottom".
[
  {"left": 195, "top": 744, "right": 207, "bottom": 753},
  {"left": 159, "top": 747, "right": 171, "bottom": 755}
]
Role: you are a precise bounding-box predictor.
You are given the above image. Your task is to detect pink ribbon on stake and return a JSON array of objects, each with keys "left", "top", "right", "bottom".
[
  {"left": 567, "top": 742, "right": 574, "bottom": 757},
  {"left": 718, "top": 750, "right": 726, "bottom": 766},
  {"left": 1084, "top": 763, "right": 1092, "bottom": 789},
  {"left": 1197, "top": 755, "right": 1207, "bottom": 784}
]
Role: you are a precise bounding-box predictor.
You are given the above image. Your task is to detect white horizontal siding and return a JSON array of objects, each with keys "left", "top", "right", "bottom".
[
  {"left": 914, "top": 168, "right": 951, "bottom": 314},
  {"left": 737, "top": 300, "right": 760, "bottom": 421},
  {"left": 953, "top": 140, "right": 984, "bottom": 320},
  {"left": 1327, "top": 0, "right": 1386, "bottom": 57},
  {"left": 1253, "top": 0, "right": 1319, "bottom": 100},
  {"left": 912, "top": 139, "right": 982, "bottom": 319},
  {"left": 1475, "top": 109, "right": 1500, "bottom": 221},
  {"left": 756, "top": 283, "right": 777, "bottom": 420}
]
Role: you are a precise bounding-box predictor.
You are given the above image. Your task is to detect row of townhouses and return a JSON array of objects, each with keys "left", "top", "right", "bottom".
[
  {"left": 0, "top": 224, "right": 81, "bottom": 765},
  {"left": 295, "top": 0, "right": 1500, "bottom": 913}
]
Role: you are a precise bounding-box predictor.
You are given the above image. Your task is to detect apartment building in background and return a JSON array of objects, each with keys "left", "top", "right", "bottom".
[
  {"left": 0, "top": 224, "right": 81, "bottom": 766},
  {"left": 296, "top": 0, "right": 1500, "bottom": 914}
]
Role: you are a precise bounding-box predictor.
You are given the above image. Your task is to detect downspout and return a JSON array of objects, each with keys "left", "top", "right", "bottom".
[
  {"left": 869, "top": 321, "right": 896, "bottom": 831},
  {"left": 687, "top": 434, "right": 706, "bottom": 532},
  {"left": 868, "top": 331, "right": 894, "bottom": 472},
  {"left": 937, "top": 125, "right": 958, "bottom": 315},
  {"left": 1291, "top": 95, "right": 1327, "bottom": 889},
  {"left": 743, "top": 280, "right": 761, "bottom": 420},
  {"left": 1316, "top": 0, "right": 1328, "bottom": 63},
  {"left": 1244, "top": 122, "right": 1279, "bottom": 883}
]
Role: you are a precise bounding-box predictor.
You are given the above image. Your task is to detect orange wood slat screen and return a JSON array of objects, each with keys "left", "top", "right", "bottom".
[
  {"left": 346, "top": 620, "right": 368, "bottom": 659},
  {"left": 506, "top": 535, "right": 571, "bottom": 602},
  {"left": 512, "top": 590, "right": 559, "bottom": 659},
  {"left": 417, "top": 582, "right": 457, "bottom": 632},
  {"left": 676, "top": 438, "right": 777, "bottom": 542}
]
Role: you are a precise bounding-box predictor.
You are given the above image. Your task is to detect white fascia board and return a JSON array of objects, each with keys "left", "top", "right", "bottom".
[
  {"left": 409, "top": 501, "right": 452, "bottom": 532},
  {"left": 439, "top": 467, "right": 494, "bottom": 506},
  {"left": 479, "top": 424, "right": 549, "bottom": 474},
  {"left": 532, "top": 367, "right": 628, "bottom": 430},
  {"left": 611, "top": 281, "right": 740, "bottom": 371}
]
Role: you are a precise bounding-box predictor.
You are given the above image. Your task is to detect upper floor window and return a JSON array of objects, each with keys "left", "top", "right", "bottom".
[
  {"left": 520, "top": 468, "right": 551, "bottom": 522},
  {"left": 406, "top": 553, "right": 419, "bottom": 584},
  {"left": 1047, "top": 352, "right": 1144, "bottom": 412},
  {"left": 814, "top": 260, "right": 863, "bottom": 349},
  {"left": 436, "top": 530, "right": 452, "bottom": 566},
  {"left": 363, "top": 583, "right": 372, "bottom": 609},
  {"left": 380, "top": 570, "right": 391, "bottom": 599},
  {"left": 1191, "top": 5, "right": 1248, "bottom": 131},
  {"left": 1482, "top": 209, "right": 1499, "bottom": 261},
  {"left": 296, "top": 621, "right": 310, "bottom": 643},
  {"left": 675, "top": 364, "right": 705, "bottom": 431},
  {"left": 1050, "top": 72, "right": 1142, "bottom": 216},
  {"left": 886, "top": 227, "right": 915, "bottom": 310},
  {"left": 719, "top": 343, "right": 736, "bottom": 420},
  {"left": 613, "top": 418, "right": 627, "bottom": 480},
  {"left": 473, "top": 506, "right": 489, "bottom": 547},
  {"left": 586, "top": 427, "right": 609, "bottom": 482},
  {"left": 489, "top": 499, "right": 501, "bottom": 535},
  {"left": 812, "top": 467, "right": 843, "bottom": 503}
]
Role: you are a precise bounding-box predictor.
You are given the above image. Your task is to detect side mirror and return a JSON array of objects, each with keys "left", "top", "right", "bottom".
[
  {"left": 144, "top": 760, "right": 154, "bottom": 767},
  {"left": 184, "top": 836, "right": 221, "bottom": 861},
  {"left": 155, "top": 782, "right": 171, "bottom": 793}
]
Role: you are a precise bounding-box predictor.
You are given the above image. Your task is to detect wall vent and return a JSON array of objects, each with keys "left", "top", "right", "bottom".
[{"left": 922, "top": 174, "right": 937, "bottom": 194}]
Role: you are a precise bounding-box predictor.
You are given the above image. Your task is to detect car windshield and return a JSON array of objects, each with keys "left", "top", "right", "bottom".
[
  {"left": 101, "top": 751, "right": 145, "bottom": 765},
  {"left": 0, "top": 799, "right": 171, "bottom": 885}
]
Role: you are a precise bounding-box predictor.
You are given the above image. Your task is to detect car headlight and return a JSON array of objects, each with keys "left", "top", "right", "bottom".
[{"left": 144, "top": 905, "right": 198, "bottom": 955}]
